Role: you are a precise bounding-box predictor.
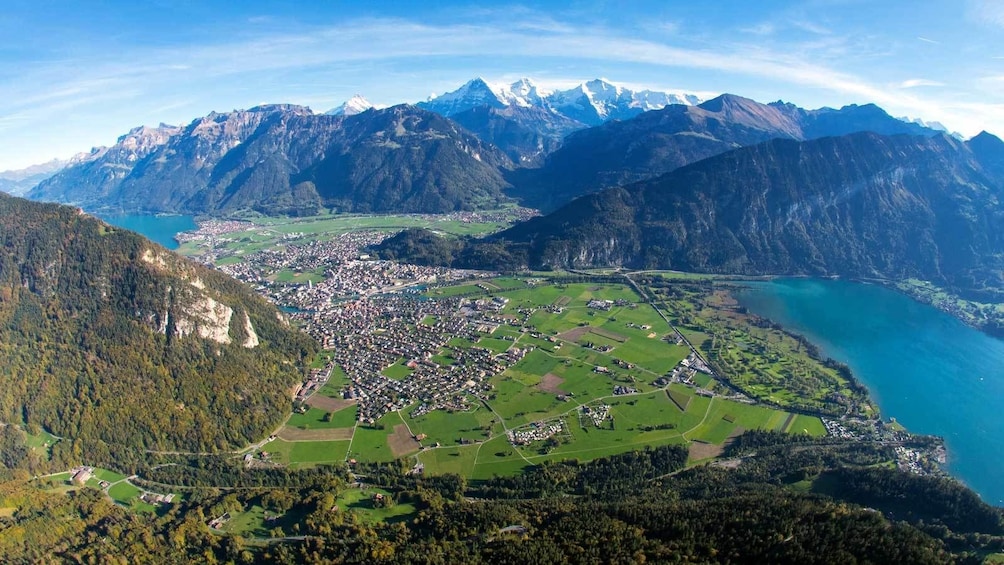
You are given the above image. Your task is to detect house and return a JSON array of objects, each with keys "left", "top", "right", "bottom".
[{"left": 71, "top": 468, "right": 93, "bottom": 485}]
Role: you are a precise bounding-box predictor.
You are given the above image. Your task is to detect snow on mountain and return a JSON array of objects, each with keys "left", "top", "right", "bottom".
[
  {"left": 418, "top": 78, "right": 539, "bottom": 115},
  {"left": 419, "top": 77, "right": 708, "bottom": 125},
  {"left": 547, "top": 79, "right": 709, "bottom": 125},
  {"left": 898, "top": 116, "right": 965, "bottom": 139},
  {"left": 326, "top": 94, "right": 375, "bottom": 116}
]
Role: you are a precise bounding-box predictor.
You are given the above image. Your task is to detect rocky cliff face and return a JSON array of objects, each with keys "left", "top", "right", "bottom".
[
  {"left": 30, "top": 105, "right": 514, "bottom": 215},
  {"left": 139, "top": 249, "right": 259, "bottom": 347}
]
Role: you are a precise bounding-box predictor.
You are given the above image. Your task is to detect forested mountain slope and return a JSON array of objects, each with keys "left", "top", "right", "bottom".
[
  {"left": 382, "top": 133, "right": 1004, "bottom": 300},
  {"left": 0, "top": 195, "right": 316, "bottom": 465}
]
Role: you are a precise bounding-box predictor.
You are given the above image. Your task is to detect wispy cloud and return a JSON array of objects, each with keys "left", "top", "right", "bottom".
[
  {"left": 899, "top": 78, "right": 945, "bottom": 88},
  {"left": 791, "top": 19, "right": 832, "bottom": 35},
  {"left": 0, "top": 11, "right": 996, "bottom": 168},
  {"left": 741, "top": 22, "right": 776, "bottom": 36},
  {"left": 968, "top": 0, "right": 1004, "bottom": 26}
]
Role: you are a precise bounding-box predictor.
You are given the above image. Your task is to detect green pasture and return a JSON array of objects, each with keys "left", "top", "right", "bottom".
[
  {"left": 406, "top": 404, "right": 496, "bottom": 446},
  {"left": 336, "top": 487, "right": 417, "bottom": 523},
  {"left": 270, "top": 439, "right": 350, "bottom": 467},
  {"left": 349, "top": 412, "right": 406, "bottom": 463},
  {"left": 287, "top": 405, "right": 358, "bottom": 429}
]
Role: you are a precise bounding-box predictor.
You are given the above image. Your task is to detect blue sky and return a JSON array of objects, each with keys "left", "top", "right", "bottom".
[{"left": 1, "top": 0, "right": 1002, "bottom": 170}]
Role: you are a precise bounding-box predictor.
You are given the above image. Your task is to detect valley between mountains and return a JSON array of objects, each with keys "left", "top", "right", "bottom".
[{"left": 2, "top": 77, "right": 1004, "bottom": 562}]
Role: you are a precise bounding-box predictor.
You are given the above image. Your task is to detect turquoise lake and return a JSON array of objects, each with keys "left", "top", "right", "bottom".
[
  {"left": 736, "top": 278, "right": 1004, "bottom": 506},
  {"left": 98, "top": 214, "right": 197, "bottom": 250}
]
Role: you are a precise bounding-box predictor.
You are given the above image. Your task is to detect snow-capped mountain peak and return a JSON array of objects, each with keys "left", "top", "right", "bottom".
[
  {"left": 507, "top": 78, "right": 549, "bottom": 106},
  {"left": 418, "top": 76, "right": 709, "bottom": 124},
  {"left": 326, "top": 95, "right": 374, "bottom": 116}
]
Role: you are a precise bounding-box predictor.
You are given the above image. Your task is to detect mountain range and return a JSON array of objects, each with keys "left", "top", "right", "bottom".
[
  {"left": 27, "top": 77, "right": 965, "bottom": 219},
  {"left": 378, "top": 130, "right": 1004, "bottom": 300},
  {"left": 31, "top": 104, "right": 514, "bottom": 216},
  {"left": 416, "top": 77, "right": 704, "bottom": 124},
  {"left": 507, "top": 93, "right": 945, "bottom": 210},
  {"left": 416, "top": 77, "right": 707, "bottom": 165},
  {"left": 0, "top": 158, "right": 69, "bottom": 197}
]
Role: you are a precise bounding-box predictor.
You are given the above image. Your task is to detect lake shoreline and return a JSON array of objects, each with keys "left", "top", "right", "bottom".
[{"left": 732, "top": 278, "right": 1004, "bottom": 506}]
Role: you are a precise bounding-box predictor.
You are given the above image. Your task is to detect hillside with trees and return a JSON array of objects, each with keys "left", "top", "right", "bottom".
[{"left": 0, "top": 195, "right": 316, "bottom": 470}]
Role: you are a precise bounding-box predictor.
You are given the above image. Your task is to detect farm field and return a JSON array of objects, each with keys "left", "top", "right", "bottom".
[
  {"left": 405, "top": 403, "right": 497, "bottom": 446},
  {"left": 286, "top": 404, "right": 358, "bottom": 430},
  {"left": 269, "top": 438, "right": 350, "bottom": 468},
  {"left": 291, "top": 276, "right": 834, "bottom": 481},
  {"left": 107, "top": 481, "right": 143, "bottom": 506},
  {"left": 349, "top": 412, "right": 408, "bottom": 463},
  {"left": 177, "top": 209, "right": 529, "bottom": 265}
]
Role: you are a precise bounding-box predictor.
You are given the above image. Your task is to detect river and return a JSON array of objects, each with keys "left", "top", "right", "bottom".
[{"left": 735, "top": 278, "right": 1004, "bottom": 505}]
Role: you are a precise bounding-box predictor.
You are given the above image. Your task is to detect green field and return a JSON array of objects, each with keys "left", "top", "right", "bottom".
[
  {"left": 336, "top": 487, "right": 417, "bottom": 523},
  {"left": 405, "top": 403, "right": 497, "bottom": 446},
  {"left": 349, "top": 412, "right": 407, "bottom": 463},
  {"left": 788, "top": 414, "right": 828, "bottom": 436},
  {"left": 107, "top": 481, "right": 142, "bottom": 505},
  {"left": 271, "top": 269, "right": 325, "bottom": 284},
  {"left": 23, "top": 428, "right": 59, "bottom": 460},
  {"left": 269, "top": 439, "right": 350, "bottom": 467},
  {"left": 425, "top": 284, "right": 487, "bottom": 298},
  {"left": 477, "top": 336, "right": 513, "bottom": 354},
  {"left": 381, "top": 361, "right": 414, "bottom": 380},
  {"left": 217, "top": 505, "right": 273, "bottom": 537},
  {"left": 93, "top": 468, "right": 127, "bottom": 483},
  {"left": 315, "top": 366, "right": 350, "bottom": 395},
  {"left": 416, "top": 445, "right": 480, "bottom": 477},
  {"left": 287, "top": 405, "right": 358, "bottom": 429}
]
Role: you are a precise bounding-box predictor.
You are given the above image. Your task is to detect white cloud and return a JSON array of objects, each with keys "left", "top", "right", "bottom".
[
  {"left": 0, "top": 12, "right": 999, "bottom": 168},
  {"left": 791, "top": 20, "right": 833, "bottom": 35},
  {"left": 899, "top": 79, "right": 945, "bottom": 88},
  {"left": 741, "top": 22, "right": 776, "bottom": 36},
  {"left": 968, "top": 0, "right": 1004, "bottom": 26}
]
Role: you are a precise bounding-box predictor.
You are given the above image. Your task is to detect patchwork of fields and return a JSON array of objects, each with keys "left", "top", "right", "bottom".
[{"left": 265, "top": 277, "right": 826, "bottom": 479}]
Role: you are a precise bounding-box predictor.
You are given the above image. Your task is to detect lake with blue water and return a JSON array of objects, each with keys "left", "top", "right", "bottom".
[
  {"left": 98, "top": 214, "right": 197, "bottom": 250},
  {"left": 735, "top": 278, "right": 1004, "bottom": 505}
]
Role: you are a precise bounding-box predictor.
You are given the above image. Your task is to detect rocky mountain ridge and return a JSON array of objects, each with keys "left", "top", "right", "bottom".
[
  {"left": 508, "top": 93, "right": 948, "bottom": 210},
  {"left": 30, "top": 104, "right": 514, "bottom": 216}
]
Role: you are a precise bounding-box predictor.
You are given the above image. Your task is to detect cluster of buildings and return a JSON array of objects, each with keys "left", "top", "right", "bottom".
[
  {"left": 174, "top": 218, "right": 255, "bottom": 247},
  {"left": 292, "top": 291, "right": 534, "bottom": 423},
  {"left": 139, "top": 492, "right": 175, "bottom": 505},
  {"left": 294, "top": 367, "right": 332, "bottom": 404},
  {"left": 580, "top": 404, "right": 610, "bottom": 427},
  {"left": 507, "top": 420, "right": 565, "bottom": 446}
]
